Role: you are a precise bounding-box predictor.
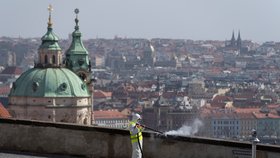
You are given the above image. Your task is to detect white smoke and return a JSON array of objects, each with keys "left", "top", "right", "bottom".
[{"left": 165, "top": 119, "right": 203, "bottom": 136}]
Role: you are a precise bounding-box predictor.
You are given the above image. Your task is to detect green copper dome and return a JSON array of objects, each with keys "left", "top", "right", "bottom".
[
  {"left": 39, "top": 27, "right": 61, "bottom": 51},
  {"left": 66, "top": 19, "right": 88, "bottom": 55},
  {"left": 41, "top": 27, "right": 59, "bottom": 41},
  {"left": 9, "top": 68, "right": 90, "bottom": 97}
]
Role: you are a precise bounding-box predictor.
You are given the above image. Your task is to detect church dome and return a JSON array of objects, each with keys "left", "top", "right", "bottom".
[
  {"left": 9, "top": 68, "right": 90, "bottom": 97},
  {"left": 39, "top": 5, "right": 61, "bottom": 51},
  {"left": 39, "top": 27, "right": 61, "bottom": 51},
  {"left": 41, "top": 27, "right": 59, "bottom": 42}
]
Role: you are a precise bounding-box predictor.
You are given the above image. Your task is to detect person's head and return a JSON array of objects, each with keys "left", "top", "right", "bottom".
[{"left": 132, "top": 113, "right": 141, "bottom": 121}]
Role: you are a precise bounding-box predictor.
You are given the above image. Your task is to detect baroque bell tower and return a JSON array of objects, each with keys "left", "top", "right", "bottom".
[{"left": 65, "top": 9, "right": 91, "bottom": 84}]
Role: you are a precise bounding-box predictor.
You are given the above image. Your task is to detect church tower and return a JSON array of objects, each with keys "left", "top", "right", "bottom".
[{"left": 65, "top": 9, "right": 91, "bottom": 84}]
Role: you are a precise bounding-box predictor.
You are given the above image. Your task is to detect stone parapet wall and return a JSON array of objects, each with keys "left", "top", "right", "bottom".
[{"left": 0, "top": 118, "right": 280, "bottom": 158}]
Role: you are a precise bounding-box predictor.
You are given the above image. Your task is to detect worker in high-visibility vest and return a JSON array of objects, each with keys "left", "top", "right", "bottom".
[{"left": 129, "top": 113, "right": 144, "bottom": 158}]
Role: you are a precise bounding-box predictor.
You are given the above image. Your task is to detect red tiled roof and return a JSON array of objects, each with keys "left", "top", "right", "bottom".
[
  {"left": 93, "top": 90, "right": 112, "bottom": 99},
  {"left": 212, "top": 95, "right": 232, "bottom": 102},
  {"left": 0, "top": 102, "right": 11, "bottom": 118},
  {"left": 202, "top": 109, "right": 238, "bottom": 119},
  {"left": 211, "top": 95, "right": 232, "bottom": 108},
  {"left": 267, "top": 104, "right": 280, "bottom": 109},
  {"left": 234, "top": 93, "right": 255, "bottom": 100},
  {"left": 93, "top": 110, "right": 128, "bottom": 119},
  {"left": 115, "top": 83, "right": 137, "bottom": 92},
  {"left": 235, "top": 107, "right": 280, "bottom": 119},
  {"left": 235, "top": 108, "right": 259, "bottom": 113},
  {"left": 236, "top": 112, "right": 256, "bottom": 119},
  {"left": 0, "top": 66, "right": 22, "bottom": 75},
  {"left": 253, "top": 111, "right": 280, "bottom": 119}
]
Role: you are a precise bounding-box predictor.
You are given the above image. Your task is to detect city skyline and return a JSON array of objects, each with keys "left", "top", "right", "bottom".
[{"left": 1, "top": 0, "right": 280, "bottom": 42}]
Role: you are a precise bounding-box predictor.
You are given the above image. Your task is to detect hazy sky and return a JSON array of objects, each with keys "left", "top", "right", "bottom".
[{"left": 1, "top": 0, "right": 280, "bottom": 42}]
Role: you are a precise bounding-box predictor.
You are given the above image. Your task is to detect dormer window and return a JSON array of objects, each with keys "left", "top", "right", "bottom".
[
  {"left": 60, "top": 82, "right": 67, "bottom": 91},
  {"left": 32, "top": 82, "right": 39, "bottom": 92}
]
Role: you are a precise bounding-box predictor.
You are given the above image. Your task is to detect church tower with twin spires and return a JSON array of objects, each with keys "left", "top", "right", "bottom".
[{"left": 226, "top": 30, "right": 242, "bottom": 52}]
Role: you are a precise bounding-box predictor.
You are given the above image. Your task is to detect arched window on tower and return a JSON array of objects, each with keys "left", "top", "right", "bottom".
[
  {"left": 44, "top": 55, "right": 48, "bottom": 64},
  {"left": 52, "top": 55, "right": 56, "bottom": 64}
]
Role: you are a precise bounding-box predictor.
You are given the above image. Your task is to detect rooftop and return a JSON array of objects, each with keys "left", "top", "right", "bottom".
[
  {"left": 93, "top": 110, "right": 128, "bottom": 119},
  {"left": 0, "top": 66, "right": 22, "bottom": 75},
  {"left": 0, "top": 102, "right": 11, "bottom": 118}
]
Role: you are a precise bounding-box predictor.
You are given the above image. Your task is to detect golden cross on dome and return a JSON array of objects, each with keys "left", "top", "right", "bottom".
[
  {"left": 48, "top": 4, "right": 53, "bottom": 13},
  {"left": 47, "top": 4, "right": 53, "bottom": 27}
]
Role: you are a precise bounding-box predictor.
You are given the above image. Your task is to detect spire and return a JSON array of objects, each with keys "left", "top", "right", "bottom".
[
  {"left": 65, "top": 8, "right": 91, "bottom": 83},
  {"left": 237, "top": 30, "right": 241, "bottom": 41},
  {"left": 231, "top": 30, "right": 235, "bottom": 41},
  {"left": 47, "top": 4, "right": 53, "bottom": 28},
  {"left": 66, "top": 8, "right": 88, "bottom": 55},
  {"left": 230, "top": 30, "right": 236, "bottom": 47},
  {"left": 74, "top": 8, "right": 79, "bottom": 31},
  {"left": 237, "top": 30, "right": 242, "bottom": 50}
]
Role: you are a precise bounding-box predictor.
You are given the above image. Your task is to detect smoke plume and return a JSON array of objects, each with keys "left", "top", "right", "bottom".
[{"left": 165, "top": 119, "right": 203, "bottom": 136}]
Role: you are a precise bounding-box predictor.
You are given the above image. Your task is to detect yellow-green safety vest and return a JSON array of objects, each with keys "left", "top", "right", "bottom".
[{"left": 129, "top": 120, "right": 143, "bottom": 143}]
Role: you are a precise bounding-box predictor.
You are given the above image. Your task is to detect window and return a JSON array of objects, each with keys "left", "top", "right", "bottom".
[
  {"left": 52, "top": 55, "right": 56, "bottom": 64},
  {"left": 45, "top": 55, "right": 48, "bottom": 64}
]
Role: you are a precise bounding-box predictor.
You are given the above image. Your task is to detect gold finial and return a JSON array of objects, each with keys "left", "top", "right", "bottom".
[{"left": 47, "top": 4, "right": 53, "bottom": 27}]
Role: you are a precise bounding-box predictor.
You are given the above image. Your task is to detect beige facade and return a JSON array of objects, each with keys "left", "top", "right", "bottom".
[
  {"left": 8, "top": 103, "right": 91, "bottom": 125},
  {"left": 39, "top": 49, "right": 63, "bottom": 67}
]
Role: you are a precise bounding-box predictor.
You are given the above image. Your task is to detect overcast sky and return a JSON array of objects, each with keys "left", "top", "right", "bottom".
[{"left": 1, "top": 0, "right": 280, "bottom": 42}]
